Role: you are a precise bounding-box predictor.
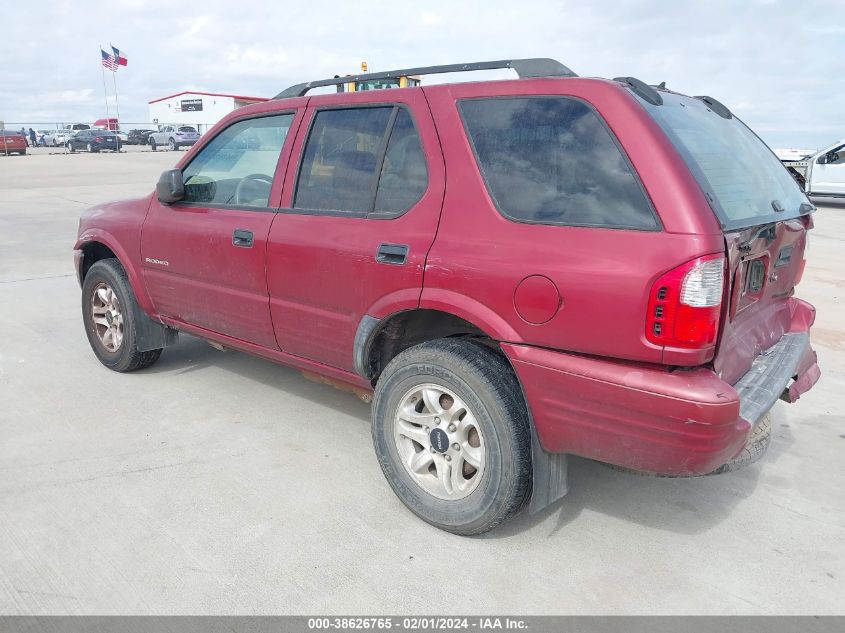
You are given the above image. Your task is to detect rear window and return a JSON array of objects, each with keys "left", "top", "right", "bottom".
[
  {"left": 459, "top": 96, "right": 658, "bottom": 230},
  {"left": 641, "top": 92, "right": 810, "bottom": 230},
  {"left": 178, "top": 126, "right": 197, "bottom": 133}
]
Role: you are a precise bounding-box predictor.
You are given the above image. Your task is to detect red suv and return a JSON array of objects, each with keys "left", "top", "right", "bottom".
[{"left": 74, "top": 59, "right": 820, "bottom": 534}]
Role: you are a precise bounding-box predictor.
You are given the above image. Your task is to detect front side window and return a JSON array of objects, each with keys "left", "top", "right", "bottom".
[
  {"left": 181, "top": 113, "right": 294, "bottom": 207},
  {"left": 459, "top": 97, "right": 658, "bottom": 229}
]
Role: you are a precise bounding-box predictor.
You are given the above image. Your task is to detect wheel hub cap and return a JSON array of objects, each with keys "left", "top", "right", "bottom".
[
  {"left": 393, "top": 383, "right": 485, "bottom": 500},
  {"left": 91, "top": 282, "right": 124, "bottom": 353},
  {"left": 429, "top": 428, "right": 449, "bottom": 453}
]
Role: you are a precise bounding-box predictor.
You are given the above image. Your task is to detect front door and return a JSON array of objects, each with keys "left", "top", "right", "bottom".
[
  {"left": 267, "top": 90, "right": 445, "bottom": 371},
  {"left": 141, "top": 110, "right": 303, "bottom": 348}
]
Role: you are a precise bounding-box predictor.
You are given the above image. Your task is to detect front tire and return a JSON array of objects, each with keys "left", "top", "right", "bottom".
[
  {"left": 372, "top": 339, "right": 531, "bottom": 535},
  {"left": 81, "top": 259, "right": 162, "bottom": 372},
  {"left": 150, "top": 138, "right": 157, "bottom": 151}
]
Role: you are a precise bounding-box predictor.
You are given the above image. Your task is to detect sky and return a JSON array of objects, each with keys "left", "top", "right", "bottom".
[{"left": 0, "top": 0, "right": 842, "bottom": 149}]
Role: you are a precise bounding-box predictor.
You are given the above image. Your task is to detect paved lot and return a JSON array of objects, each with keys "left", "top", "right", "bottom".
[{"left": 0, "top": 151, "right": 843, "bottom": 615}]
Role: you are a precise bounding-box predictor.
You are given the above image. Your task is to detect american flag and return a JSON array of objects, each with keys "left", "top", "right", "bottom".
[{"left": 101, "top": 49, "right": 118, "bottom": 71}]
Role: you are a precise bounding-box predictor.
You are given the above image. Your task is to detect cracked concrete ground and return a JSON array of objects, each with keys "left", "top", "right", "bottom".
[{"left": 0, "top": 149, "right": 843, "bottom": 614}]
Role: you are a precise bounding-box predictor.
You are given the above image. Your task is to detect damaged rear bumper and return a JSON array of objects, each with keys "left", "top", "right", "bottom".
[{"left": 503, "top": 300, "right": 820, "bottom": 476}]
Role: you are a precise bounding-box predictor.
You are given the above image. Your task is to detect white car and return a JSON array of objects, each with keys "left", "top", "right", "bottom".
[
  {"left": 803, "top": 139, "right": 845, "bottom": 195},
  {"left": 43, "top": 129, "right": 76, "bottom": 147},
  {"left": 782, "top": 138, "right": 845, "bottom": 196},
  {"left": 149, "top": 125, "right": 200, "bottom": 151}
]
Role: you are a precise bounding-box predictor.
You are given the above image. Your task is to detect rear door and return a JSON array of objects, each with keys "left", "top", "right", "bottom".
[
  {"left": 266, "top": 89, "right": 445, "bottom": 371},
  {"left": 140, "top": 109, "right": 303, "bottom": 348}
]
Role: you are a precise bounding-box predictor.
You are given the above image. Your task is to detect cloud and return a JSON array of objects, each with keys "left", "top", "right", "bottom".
[{"left": 1, "top": 0, "right": 842, "bottom": 148}]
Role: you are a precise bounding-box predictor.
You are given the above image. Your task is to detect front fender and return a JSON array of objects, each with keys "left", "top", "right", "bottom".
[{"left": 75, "top": 228, "right": 156, "bottom": 317}]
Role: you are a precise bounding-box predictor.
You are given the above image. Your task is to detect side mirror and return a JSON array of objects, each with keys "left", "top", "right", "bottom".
[{"left": 156, "top": 169, "right": 184, "bottom": 204}]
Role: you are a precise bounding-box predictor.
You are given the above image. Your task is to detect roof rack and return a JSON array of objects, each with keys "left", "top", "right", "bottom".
[{"left": 274, "top": 58, "right": 577, "bottom": 99}]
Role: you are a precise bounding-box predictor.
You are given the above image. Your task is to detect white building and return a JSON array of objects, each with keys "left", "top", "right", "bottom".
[{"left": 147, "top": 91, "right": 268, "bottom": 133}]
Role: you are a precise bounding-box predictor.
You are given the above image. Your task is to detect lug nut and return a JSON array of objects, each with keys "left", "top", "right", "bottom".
[
  {"left": 452, "top": 443, "right": 460, "bottom": 451},
  {"left": 447, "top": 424, "right": 456, "bottom": 433},
  {"left": 434, "top": 417, "right": 441, "bottom": 424},
  {"left": 445, "top": 455, "right": 452, "bottom": 462}
]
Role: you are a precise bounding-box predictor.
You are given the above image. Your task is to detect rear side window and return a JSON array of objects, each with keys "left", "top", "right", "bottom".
[
  {"left": 295, "top": 107, "right": 393, "bottom": 214},
  {"left": 294, "top": 106, "right": 428, "bottom": 217},
  {"left": 459, "top": 97, "right": 658, "bottom": 229},
  {"left": 373, "top": 108, "right": 428, "bottom": 217}
]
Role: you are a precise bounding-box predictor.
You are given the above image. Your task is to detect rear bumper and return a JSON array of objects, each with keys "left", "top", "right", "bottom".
[{"left": 503, "top": 299, "right": 820, "bottom": 475}]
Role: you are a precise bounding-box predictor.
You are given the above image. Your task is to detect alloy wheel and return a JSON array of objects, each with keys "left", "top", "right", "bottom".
[
  {"left": 393, "top": 383, "right": 485, "bottom": 500},
  {"left": 90, "top": 282, "right": 124, "bottom": 352}
]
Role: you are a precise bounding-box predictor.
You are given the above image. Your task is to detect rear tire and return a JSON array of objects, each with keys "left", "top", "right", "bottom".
[
  {"left": 87, "top": 142, "right": 96, "bottom": 153},
  {"left": 372, "top": 339, "right": 531, "bottom": 535},
  {"left": 708, "top": 414, "right": 772, "bottom": 475},
  {"left": 81, "top": 258, "right": 163, "bottom": 372},
  {"left": 66, "top": 142, "right": 75, "bottom": 153},
  {"left": 150, "top": 138, "right": 157, "bottom": 151},
  {"left": 168, "top": 138, "right": 176, "bottom": 151}
]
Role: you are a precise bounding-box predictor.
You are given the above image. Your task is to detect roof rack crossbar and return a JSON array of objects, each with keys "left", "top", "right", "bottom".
[{"left": 275, "top": 58, "right": 577, "bottom": 99}]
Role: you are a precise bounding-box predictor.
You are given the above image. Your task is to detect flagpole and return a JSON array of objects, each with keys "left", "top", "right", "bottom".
[
  {"left": 109, "top": 43, "right": 121, "bottom": 127},
  {"left": 112, "top": 70, "right": 121, "bottom": 125},
  {"left": 99, "top": 45, "right": 111, "bottom": 121}
]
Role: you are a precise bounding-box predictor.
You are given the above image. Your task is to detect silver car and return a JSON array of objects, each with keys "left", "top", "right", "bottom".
[
  {"left": 149, "top": 125, "right": 200, "bottom": 151},
  {"left": 43, "top": 129, "right": 77, "bottom": 147}
]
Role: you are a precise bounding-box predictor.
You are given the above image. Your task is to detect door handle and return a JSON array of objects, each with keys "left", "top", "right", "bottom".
[
  {"left": 233, "top": 229, "right": 254, "bottom": 248},
  {"left": 376, "top": 243, "right": 409, "bottom": 265}
]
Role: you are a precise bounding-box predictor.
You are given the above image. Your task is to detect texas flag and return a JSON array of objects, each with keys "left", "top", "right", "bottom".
[{"left": 111, "top": 45, "right": 128, "bottom": 67}]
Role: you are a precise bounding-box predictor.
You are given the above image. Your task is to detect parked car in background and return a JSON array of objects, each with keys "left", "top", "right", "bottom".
[
  {"left": 36, "top": 130, "right": 51, "bottom": 146},
  {"left": 67, "top": 129, "right": 120, "bottom": 153},
  {"left": 149, "top": 125, "right": 199, "bottom": 151},
  {"left": 782, "top": 138, "right": 845, "bottom": 195},
  {"left": 72, "top": 58, "right": 820, "bottom": 535},
  {"left": 43, "top": 129, "right": 76, "bottom": 147},
  {"left": 114, "top": 130, "right": 129, "bottom": 144},
  {"left": 65, "top": 123, "right": 91, "bottom": 132},
  {"left": 127, "top": 129, "right": 156, "bottom": 145},
  {"left": 1, "top": 131, "right": 27, "bottom": 155}
]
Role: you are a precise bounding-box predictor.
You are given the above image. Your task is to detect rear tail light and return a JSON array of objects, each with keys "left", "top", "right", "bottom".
[
  {"left": 646, "top": 254, "right": 725, "bottom": 349},
  {"left": 95, "top": 136, "right": 103, "bottom": 141}
]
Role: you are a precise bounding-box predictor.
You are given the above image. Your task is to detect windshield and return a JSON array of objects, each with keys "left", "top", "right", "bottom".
[{"left": 641, "top": 92, "right": 810, "bottom": 230}]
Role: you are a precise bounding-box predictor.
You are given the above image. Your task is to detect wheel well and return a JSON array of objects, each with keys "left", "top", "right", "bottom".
[
  {"left": 80, "top": 242, "right": 117, "bottom": 281},
  {"left": 366, "top": 309, "right": 501, "bottom": 384}
]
